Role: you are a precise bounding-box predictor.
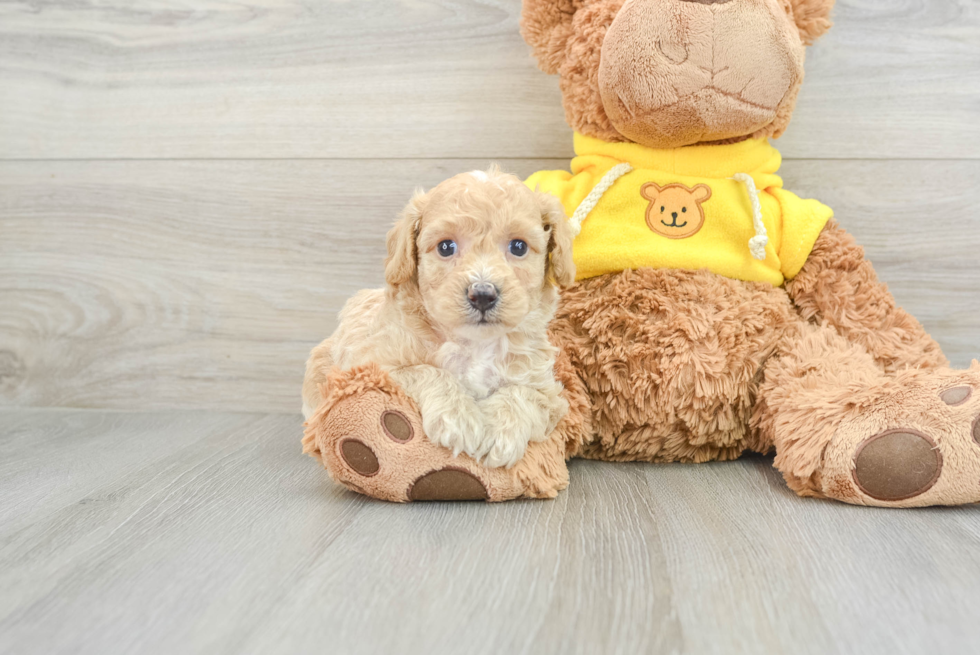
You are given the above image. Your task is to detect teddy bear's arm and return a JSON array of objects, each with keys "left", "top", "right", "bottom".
[{"left": 784, "top": 220, "right": 948, "bottom": 374}]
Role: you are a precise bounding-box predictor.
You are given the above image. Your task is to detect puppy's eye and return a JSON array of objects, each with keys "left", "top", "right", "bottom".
[
  {"left": 437, "top": 240, "right": 456, "bottom": 257},
  {"left": 509, "top": 239, "right": 528, "bottom": 257}
]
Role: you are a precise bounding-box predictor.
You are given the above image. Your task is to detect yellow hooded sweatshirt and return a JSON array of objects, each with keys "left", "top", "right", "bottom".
[{"left": 526, "top": 134, "right": 834, "bottom": 286}]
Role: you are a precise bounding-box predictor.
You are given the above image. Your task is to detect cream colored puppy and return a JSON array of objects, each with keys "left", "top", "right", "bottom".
[{"left": 302, "top": 167, "right": 575, "bottom": 468}]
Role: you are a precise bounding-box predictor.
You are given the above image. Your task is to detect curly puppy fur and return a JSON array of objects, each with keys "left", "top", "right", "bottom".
[{"left": 303, "top": 168, "right": 577, "bottom": 469}]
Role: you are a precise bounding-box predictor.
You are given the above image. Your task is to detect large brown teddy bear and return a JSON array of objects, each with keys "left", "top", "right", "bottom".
[{"left": 303, "top": 0, "right": 980, "bottom": 507}]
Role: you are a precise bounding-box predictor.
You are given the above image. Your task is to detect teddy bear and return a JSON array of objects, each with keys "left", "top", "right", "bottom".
[{"left": 302, "top": 0, "right": 980, "bottom": 507}]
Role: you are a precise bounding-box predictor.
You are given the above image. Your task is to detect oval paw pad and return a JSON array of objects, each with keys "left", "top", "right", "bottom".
[
  {"left": 409, "top": 468, "right": 489, "bottom": 501},
  {"left": 339, "top": 439, "right": 380, "bottom": 477},
  {"left": 853, "top": 430, "right": 942, "bottom": 502},
  {"left": 381, "top": 410, "right": 414, "bottom": 443},
  {"left": 940, "top": 386, "right": 972, "bottom": 406}
]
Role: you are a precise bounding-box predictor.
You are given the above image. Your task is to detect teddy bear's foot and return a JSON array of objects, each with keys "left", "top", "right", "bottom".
[
  {"left": 813, "top": 364, "right": 980, "bottom": 507},
  {"left": 303, "top": 365, "right": 561, "bottom": 502}
]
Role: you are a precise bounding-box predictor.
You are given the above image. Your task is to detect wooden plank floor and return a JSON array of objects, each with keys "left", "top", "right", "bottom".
[
  {"left": 2, "top": 0, "right": 980, "bottom": 653},
  {"left": 2, "top": 409, "right": 980, "bottom": 655}
]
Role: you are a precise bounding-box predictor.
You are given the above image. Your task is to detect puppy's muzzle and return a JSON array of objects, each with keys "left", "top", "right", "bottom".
[{"left": 467, "top": 282, "right": 498, "bottom": 313}]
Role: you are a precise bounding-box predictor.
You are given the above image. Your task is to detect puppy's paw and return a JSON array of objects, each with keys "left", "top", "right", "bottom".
[
  {"left": 539, "top": 395, "right": 569, "bottom": 442},
  {"left": 422, "top": 406, "right": 485, "bottom": 459},
  {"left": 481, "top": 432, "right": 531, "bottom": 469}
]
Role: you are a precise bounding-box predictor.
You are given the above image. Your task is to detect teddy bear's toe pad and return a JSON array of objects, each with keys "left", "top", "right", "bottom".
[
  {"left": 941, "top": 386, "right": 972, "bottom": 406},
  {"left": 409, "top": 468, "right": 489, "bottom": 501},
  {"left": 339, "top": 439, "right": 381, "bottom": 476},
  {"left": 381, "top": 410, "right": 413, "bottom": 442},
  {"left": 852, "top": 429, "right": 942, "bottom": 502}
]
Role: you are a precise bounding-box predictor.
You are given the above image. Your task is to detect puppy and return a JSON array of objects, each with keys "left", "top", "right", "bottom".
[{"left": 302, "top": 167, "right": 575, "bottom": 468}]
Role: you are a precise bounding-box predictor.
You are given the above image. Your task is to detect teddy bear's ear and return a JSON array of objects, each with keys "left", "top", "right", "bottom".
[
  {"left": 385, "top": 188, "right": 426, "bottom": 290},
  {"left": 537, "top": 191, "right": 577, "bottom": 287},
  {"left": 640, "top": 182, "right": 662, "bottom": 202},
  {"left": 521, "top": 0, "right": 581, "bottom": 75},
  {"left": 692, "top": 184, "right": 712, "bottom": 203},
  {"left": 786, "top": 0, "right": 835, "bottom": 46}
]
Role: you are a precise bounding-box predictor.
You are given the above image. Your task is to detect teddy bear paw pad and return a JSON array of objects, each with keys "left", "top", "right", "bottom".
[
  {"left": 852, "top": 430, "right": 942, "bottom": 502},
  {"left": 381, "top": 410, "right": 414, "bottom": 443},
  {"left": 408, "top": 468, "right": 489, "bottom": 501},
  {"left": 339, "top": 439, "right": 381, "bottom": 476},
  {"left": 940, "top": 386, "right": 972, "bottom": 407}
]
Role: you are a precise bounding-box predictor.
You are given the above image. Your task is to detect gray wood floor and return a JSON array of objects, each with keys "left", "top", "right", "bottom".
[
  {"left": 4, "top": 409, "right": 980, "bottom": 655},
  {"left": 2, "top": 1, "right": 980, "bottom": 653}
]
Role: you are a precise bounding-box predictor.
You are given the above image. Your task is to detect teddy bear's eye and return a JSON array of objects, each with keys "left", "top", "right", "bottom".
[
  {"left": 660, "top": 206, "right": 665, "bottom": 213},
  {"left": 682, "top": 207, "right": 687, "bottom": 213}
]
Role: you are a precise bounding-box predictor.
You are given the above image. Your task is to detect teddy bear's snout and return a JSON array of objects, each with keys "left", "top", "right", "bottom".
[{"left": 597, "top": 0, "right": 802, "bottom": 148}]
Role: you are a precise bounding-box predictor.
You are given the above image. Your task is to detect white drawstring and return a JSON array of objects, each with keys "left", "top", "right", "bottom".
[
  {"left": 567, "top": 163, "right": 633, "bottom": 237},
  {"left": 732, "top": 173, "right": 768, "bottom": 260}
]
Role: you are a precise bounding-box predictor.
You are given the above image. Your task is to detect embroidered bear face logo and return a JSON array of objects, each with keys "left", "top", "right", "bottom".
[{"left": 641, "top": 182, "right": 712, "bottom": 240}]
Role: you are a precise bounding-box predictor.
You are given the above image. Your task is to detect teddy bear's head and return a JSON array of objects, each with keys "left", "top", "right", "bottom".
[{"left": 521, "top": 0, "right": 834, "bottom": 148}]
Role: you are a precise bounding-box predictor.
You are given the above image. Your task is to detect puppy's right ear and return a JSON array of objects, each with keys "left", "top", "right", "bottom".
[
  {"left": 538, "top": 191, "right": 576, "bottom": 287},
  {"left": 385, "top": 189, "right": 426, "bottom": 289}
]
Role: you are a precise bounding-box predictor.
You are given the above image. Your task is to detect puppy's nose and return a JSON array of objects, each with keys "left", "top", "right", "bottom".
[{"left": 467, "top": 282, "right": 498, "bottom": 313}]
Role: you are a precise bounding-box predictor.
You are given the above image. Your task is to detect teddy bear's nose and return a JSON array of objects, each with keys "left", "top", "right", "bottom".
[
  {"left": 672, "top": 212, "right": 678, "bottom": 219},
  {"left": 679, "top": 0, "right": 733, "bottom": 5}
]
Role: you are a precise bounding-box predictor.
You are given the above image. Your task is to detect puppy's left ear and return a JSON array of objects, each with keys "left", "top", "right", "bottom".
[
  {"left": 786, "top": 0, "right": 835, "bottom": 46},
  {"left": 537, "top": 191, "right": 576, "bottom": 287},
  {"left": 385, "top": 189, "right": 426, "bottom": 289}
]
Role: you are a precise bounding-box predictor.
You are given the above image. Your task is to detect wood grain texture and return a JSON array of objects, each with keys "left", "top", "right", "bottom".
[
  {"left": 2, "top": 158, "right": 978, "bottom": 413},
  {"left": 0, "top": 0, "right": 978, "bottom": 160},
  {"left": 642, "top": 458, "right": 980, "bottom": 653},
  {"left": 3, "top": 409, "right": 980, "bottom": 655},
  {"left": 2, "top": 2, "right": 978, "bottom": 653}
]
